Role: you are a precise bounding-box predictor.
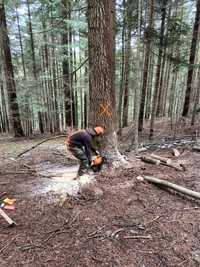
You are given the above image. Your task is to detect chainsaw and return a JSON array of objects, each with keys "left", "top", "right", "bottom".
[{"left": 91, "top": 155, "right": 104, "bottom": 172}]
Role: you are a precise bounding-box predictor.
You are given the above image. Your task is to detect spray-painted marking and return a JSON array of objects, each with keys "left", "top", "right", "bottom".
[{"left": 100, "top": 103, "right": 112, "bottom": 117}]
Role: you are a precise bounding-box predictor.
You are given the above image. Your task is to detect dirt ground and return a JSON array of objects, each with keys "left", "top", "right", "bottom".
[{"left": 1, "top": 120, "right": 200, "bottom": 267}]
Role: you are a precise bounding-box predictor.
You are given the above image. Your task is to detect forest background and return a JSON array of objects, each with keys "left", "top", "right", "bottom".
[{"left": 0, "top": 0, "right": 200, "bottom": 147}]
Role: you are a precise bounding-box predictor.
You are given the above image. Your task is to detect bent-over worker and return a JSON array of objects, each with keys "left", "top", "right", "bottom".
[{"left": 67, "top": 127, "right": 104, "bottom": 176}]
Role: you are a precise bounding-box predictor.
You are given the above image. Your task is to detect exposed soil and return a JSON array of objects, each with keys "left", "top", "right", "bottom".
[{"left": 1, "top": 120, "right": 200, "bottom": 267}]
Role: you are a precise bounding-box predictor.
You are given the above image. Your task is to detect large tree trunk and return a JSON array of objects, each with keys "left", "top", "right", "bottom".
[
  {"left": 0, "top": 4, "right": 24, "bottom": 137},
  {"left": 182, "top": 0, "right": 200, "bottom": 117},
  {"left": 87, "top": 0, "right": 116, "bottom": 149}
]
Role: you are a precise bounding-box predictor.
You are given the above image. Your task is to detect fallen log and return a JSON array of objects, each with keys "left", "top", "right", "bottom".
[
  {"left": 193, "top": 146, "right": 200, "bottom": 152},
  {"left": 141, "top": 156, "right": 160, "bottom": 165},
  {"left": 139, "top": 176, "right": 200, "bottom": 200},
  {"left": 161, "top": 162, "right": 183, "bottom": 171},
  {"left": 150, "top": 154, "right": 172, "bottom": 164},
  {"left": 141, "top": 155, "right": 182, "bottom": 171},
  {"left": 0, "top": 208, "right": 16, "bottom": 226}
]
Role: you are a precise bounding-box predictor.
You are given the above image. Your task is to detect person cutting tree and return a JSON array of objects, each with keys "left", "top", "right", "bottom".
[{"left": 66, "top": 127, "right": 105, "bottom": 176}]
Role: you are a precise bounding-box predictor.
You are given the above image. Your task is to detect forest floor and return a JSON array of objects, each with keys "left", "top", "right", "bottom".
[{"left": 1, "top": 119, "right": 200, "bottom": 267}]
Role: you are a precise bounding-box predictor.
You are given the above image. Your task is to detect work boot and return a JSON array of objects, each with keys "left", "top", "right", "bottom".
[{"left": 78, "top": 168, "right": 93, "bottom": 177}]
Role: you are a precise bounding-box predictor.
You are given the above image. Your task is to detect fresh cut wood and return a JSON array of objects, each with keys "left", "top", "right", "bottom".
[{"left": 172, "top": 148, "right": 180, "bottom": 157}]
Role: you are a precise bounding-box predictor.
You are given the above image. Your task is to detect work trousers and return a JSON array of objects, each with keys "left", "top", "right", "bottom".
[{"left": 68, "top": 146, "right": 90, "bottom": 175}]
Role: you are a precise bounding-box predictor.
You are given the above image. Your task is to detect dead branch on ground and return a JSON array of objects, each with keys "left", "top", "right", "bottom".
[
  {"left": 139, "top": 176, "right": 200, "bottom": 200},
  {"left": 17, "top": 135, "right": 67, "bottom": 157}
]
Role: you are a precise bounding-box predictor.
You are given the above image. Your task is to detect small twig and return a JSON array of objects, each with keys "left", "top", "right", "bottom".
[
  {"left": 123, "top": 234, "right": 152, "bottom": 239},
  {"left": 18, "top": 244, "right": 44, "bottom": 252},
  {"left": 44, "top": 230, "right": 68, "bottom": 242},
  {"left": 44, "top": 212, "right": 80, "bottom": 242},
  {"left": 91, "top": 256, "right": 104, "bottom": 263},
  {"left": 111, "top": 228, "right": 125, "bottom": 238},
  {"left": 87, "top": 234, "right": 104, "bottom": 240},
  {"left": 0, "top": 236, "right": 18, "bottom": 253},
  {"left": 88, "top": 225, "right": 105, "bottom": 237},
  {"left": 144, "top": 215, "right": 160, "bottom": 227}
]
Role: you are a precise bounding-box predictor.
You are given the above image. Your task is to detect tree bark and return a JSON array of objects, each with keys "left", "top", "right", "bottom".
[
  {"left": 149, "top": 1, "right": 167, "bottom": 139},
  {"left": 122, "top": 2, "right": 133, "bottom": 127},
  {"left": 0, "top": 4, "right": 24, "bottom": 137},
  {"left": 139, "top": 0, "right": 154, "bottom": 131},
  {"left": 87, "top": 0, "right": 116, "bottom": 149},
  {"left": 182, "top": 0, "right": 200, "bottom": 117},
  {"left": 62, "top": 0, "right": 72, "bottom": 127},
  {"left": 118, "top": 0, "right": 126, "bottom": 134}
]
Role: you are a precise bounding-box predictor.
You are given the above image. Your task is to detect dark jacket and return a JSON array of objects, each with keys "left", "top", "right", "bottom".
[{"left": 68, "top": 129, "right": 97, "bottom": 161}]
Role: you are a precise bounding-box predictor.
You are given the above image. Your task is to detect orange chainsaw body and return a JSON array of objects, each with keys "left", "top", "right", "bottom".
[{"left": 92, "top": 155, "right": 103, "bottom": 166}]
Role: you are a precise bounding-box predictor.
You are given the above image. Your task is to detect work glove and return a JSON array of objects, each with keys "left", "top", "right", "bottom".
[{"left": 95, "top": 150, "right": 100, "bottom": 156}]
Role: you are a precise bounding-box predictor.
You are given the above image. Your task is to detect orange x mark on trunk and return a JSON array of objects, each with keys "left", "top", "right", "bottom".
[{"left": 100, "top": 103, "right": 112, "bottom": 117}]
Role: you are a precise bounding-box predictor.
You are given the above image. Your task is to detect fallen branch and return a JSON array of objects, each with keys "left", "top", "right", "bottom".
[
  {"left": 140, "top": 176, "right": 200, "bottom": 200},
  {"left": 17, "top": 135, "right": 66, "bottom": 157}
]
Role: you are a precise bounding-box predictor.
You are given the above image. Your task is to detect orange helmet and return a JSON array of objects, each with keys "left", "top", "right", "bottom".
[{"left": 94, "top": 126, "right": 104, "bottom": 135}]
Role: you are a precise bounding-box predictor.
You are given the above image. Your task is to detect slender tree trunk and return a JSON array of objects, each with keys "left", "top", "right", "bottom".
[
  {"left": 0, "top": 75, "right": 9, "bottom": 131},
  {"left": 149, "top": 1, "right": 167, "bottom": 139},
  {"left": 15, "top": 6, "right": 26, "bottom": 78},
  {"left": 118, "top": 0, "right": 126, "bottom": 134},
  {"left": 145, "top": 52, "right": 154, "bottom": 119},
  {"left": 122, "top": 23, "right": 132, "bottom": 127},
  {"left": 0, "top": 4, "right": 24, "bottom": 137},
  {"left": 133, "top": 0, "right": 142, "bottom": 152},
  {"left": 26, "top": 0, "right": 41, "bottom": 133},
  {"left": 139, "top": 0, "right": 154, "bottom": 131},
  {"left": 191, "top": 68, "right": 200, "bottom": 125},
  {"left": 26, "top": 0, "right": 37, "bottom": 79},
  {"left": 62, "top": 0, "right": 72, "bottom": 127},
  {"left": 182, "top": 0, "right": 200, "bottom": 117}
]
